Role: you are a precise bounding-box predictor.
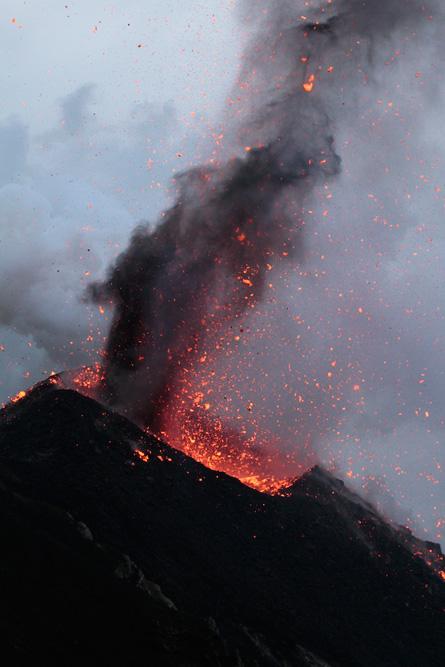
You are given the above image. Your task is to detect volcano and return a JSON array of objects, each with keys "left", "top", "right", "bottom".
[{"left": 0, "top": 378, "right": 444, "bottom": 666}]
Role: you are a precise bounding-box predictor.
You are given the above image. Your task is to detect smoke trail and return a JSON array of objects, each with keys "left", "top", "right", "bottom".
[{"left": 90, "top": 0, "right": 435, "bottom": 446}]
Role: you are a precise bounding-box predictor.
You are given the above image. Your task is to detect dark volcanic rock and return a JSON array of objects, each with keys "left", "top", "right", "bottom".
[{"left": 0, "top": 381, "right": 444, "bottom": 666}]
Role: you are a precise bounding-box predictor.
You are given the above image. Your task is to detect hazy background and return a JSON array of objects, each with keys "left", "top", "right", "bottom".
[
  {"left": 1, "top": 1, "right": 445, "bottom": 547},
  {"left": 0, "top": 0, "right": 242, "bottom": 395}
]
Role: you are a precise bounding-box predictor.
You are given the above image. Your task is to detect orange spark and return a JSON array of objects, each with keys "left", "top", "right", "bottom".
[
  {"left": 11, "top": 390, "right": 26, "bottom": 404},
  {"left": 303, "top": 74, "right": 316, "bottom": 93},
  {"left": 134, "top": 449, "right": 149, "bottom": 463}
]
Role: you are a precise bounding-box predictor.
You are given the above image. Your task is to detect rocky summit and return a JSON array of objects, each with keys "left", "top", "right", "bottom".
[{"left": 0, "top": 379, "right": 444, "bottom": 666}]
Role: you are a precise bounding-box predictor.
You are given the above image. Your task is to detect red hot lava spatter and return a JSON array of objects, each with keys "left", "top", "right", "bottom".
[{"left": 68, "top": 360, "right": 305, "bottom": 493}]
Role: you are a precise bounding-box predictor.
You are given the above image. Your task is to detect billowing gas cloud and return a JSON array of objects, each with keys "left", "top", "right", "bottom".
[
  {"left": 0, "top": 89, "right": 198, "bottom": 399},
  {"left": 0, "top": 0, "right": 239, "bottom": 402},
  {"left": 90, "top": 0, "right": 444, "bottom": 537}
]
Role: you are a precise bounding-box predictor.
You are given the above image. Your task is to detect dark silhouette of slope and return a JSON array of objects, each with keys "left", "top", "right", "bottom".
[{"left": 0, "top": 381, "right": 444, "bottom": 666}]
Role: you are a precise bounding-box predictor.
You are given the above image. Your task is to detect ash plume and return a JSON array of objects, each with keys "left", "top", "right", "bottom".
[{"left": 90, "top": 0, "right": 436, "bottom": 445}]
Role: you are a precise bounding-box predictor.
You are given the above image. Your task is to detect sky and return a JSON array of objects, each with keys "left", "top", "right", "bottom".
[
  {"left": 1, "top": 1, "right": 445, "bottom": 548},
  {"left": 1, "top": 1, "right": 241, "bottom": 130}
]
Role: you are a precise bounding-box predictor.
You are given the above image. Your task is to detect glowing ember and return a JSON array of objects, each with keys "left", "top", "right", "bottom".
[
  {"left": 71, "top": 363, "right": 105, "bottom": 398},
  {"left": 240, "top": 475, "right": 294, "bottom": 495},
  {"left": 303, "top": 73, "right": 316, "bottom": 93},
  {"left": 11, "top": 390, "right": 27, "bottom": 404},
  {"left": 134, "top": 448, "right": 149, "bottom": 463}
]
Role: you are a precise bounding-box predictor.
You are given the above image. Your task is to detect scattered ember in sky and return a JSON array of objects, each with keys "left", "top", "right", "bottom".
[
  {"left": 85, "top": 0, "right": 440, "bottom": 500},
  {"left": 71, "top": 363, "right": 106, "bottom": 397}
]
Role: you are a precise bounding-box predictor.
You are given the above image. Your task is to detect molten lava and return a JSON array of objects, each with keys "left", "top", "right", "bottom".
[
  {"left": 159, "top": 411, "right": 295, "bottom": 493},
  {"left": 64, "top": 359, "right": 302, "bottom": 493}
]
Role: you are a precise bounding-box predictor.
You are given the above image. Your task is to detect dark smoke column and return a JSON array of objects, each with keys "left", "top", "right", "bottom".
[{"left": 90, "top": 0, "right": 435, "bottom": 434}]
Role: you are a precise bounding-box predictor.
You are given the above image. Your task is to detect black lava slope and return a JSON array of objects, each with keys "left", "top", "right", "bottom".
[{"left": 0, "top": 381, "right": 444, "bottom": 666}]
